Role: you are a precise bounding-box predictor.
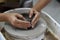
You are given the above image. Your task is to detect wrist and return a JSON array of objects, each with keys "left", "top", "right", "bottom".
[
  {"left": 0, "top": 13, "right": 8, "bottom": 22},
  {"left": 32, "top": 7, "right": 41, "bottom": 12},
  {"left": 32, "top": 7, "right": 40, "bottom": 12}
]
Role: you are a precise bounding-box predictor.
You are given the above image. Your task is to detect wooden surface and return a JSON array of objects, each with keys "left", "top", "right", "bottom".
[{"left": 44, "top": 31, "right": 58, "bottom": 40}]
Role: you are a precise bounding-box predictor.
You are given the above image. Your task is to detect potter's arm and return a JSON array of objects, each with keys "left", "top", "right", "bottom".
[
  {"left": 30, "top": 0, "right": 51, "bottom": 27},
  {"left": 33, "top": 0, "right": 51, "bottom": 11},
  {"left": 0, "top": 13, "right": 7, "bottom": 22}
]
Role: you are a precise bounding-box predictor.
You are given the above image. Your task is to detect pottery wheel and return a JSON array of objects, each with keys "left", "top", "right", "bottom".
[
  {"left": 4, "top": 18, "right": 47, "bottom": 38},
  {"left": 4, "top": 8, "right": 47, "bottom": 39}
]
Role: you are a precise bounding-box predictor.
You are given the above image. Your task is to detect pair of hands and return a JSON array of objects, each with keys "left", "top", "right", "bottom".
[{"left": 5, "top": 8, "right": 40, "bottom": 29}]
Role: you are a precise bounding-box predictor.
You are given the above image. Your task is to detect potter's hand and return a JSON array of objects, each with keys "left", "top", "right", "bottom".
[
  {"left": 5, "top": 13, "right": 31, "bottom": 29},
  {"left": 29, "top": 8, "right": 40, "bottom": 28}
]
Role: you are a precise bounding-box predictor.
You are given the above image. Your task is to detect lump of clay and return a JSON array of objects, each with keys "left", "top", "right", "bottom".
[
  {"left": 21, "top": 13, "right": 35, "bottom": 22},
  {"left": 15, "top": 13, "right": 35, "bottom": 30},
  {"left": 17, "top": 13, "right": 35, "bottom": 30}
]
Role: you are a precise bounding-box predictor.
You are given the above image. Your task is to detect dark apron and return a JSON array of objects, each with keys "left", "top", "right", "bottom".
[
  {"left": 57, "top": 0, "right": 60, "bottom": 3},
  {"left": 19, "top": 0, "right": 33, "bottom": 8}
]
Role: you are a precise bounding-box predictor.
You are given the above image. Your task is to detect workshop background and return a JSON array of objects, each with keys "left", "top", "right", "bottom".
[{"left": 0, "top": 0, "right": 60, "bottom": 24}]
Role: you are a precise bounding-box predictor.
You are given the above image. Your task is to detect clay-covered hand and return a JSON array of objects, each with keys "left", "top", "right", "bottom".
[
  {"left": 29, "top": 8, "right": 40, "bottom": 28},
  {"left": 4, "top": 13, "right": 31, "bottom": 29}
]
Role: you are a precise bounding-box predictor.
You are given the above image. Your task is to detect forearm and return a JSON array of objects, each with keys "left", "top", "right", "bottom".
[
  {"left": 33, "top": 0, "right": 51, "bottom": 11},
  {"left": 0, "top": 13, "right": 7, "bottom": 22}
]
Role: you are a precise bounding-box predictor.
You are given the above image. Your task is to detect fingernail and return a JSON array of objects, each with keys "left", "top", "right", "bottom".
[
  {"left": 32, "top": 25, "right": 34, "bottom": 28},
  {"left": 30, "top": 15, "right": 32, "bottom": 18}
]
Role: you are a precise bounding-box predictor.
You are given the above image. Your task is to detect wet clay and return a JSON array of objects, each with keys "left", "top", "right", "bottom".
[{"left": 17, "top": 13, "right": 35, "bottom": 30}]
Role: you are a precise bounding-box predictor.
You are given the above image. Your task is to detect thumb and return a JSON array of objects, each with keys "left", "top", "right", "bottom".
[{"left": 29, "top": 9, "right": 33, "bottom": 18}]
